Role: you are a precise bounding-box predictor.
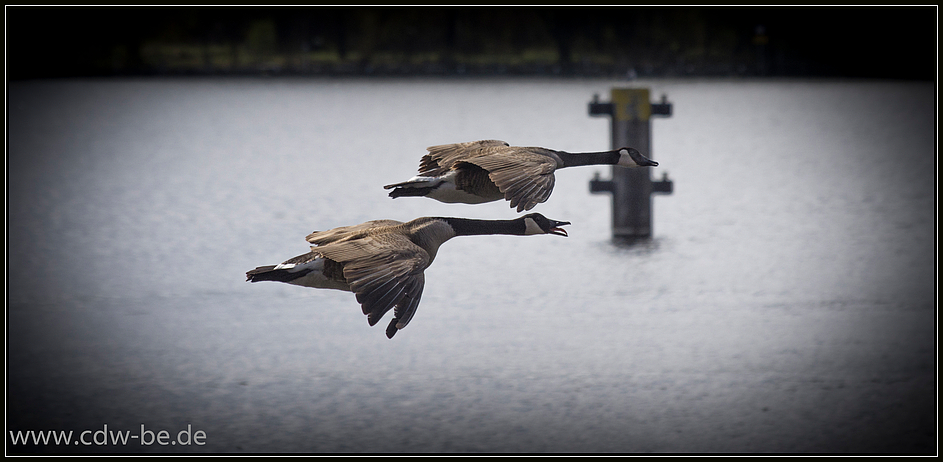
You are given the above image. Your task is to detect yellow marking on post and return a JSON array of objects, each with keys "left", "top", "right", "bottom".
[{"left": 612, "top": 88, "right": 651, "bottom": 121}]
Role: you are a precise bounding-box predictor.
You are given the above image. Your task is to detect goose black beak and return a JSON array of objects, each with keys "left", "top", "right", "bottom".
[
  {"left": 630, "top": 150, "right": 659, "bottom": 167},
  {"left": 550, "top": 220, "right": 570, "bottom": 237}
]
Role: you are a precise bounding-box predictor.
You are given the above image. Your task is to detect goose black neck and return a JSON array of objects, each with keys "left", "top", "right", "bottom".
[
  {"left": 443, "top": 217, "right": 525, "bottom": 236},
  {"left": 555, "top": 149, "right": 620, "bottom": 167}
]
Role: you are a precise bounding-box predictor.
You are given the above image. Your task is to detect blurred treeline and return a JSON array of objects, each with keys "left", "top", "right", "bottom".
[{"left": 7, "top": 6, "right": 936, "bottom": 80}]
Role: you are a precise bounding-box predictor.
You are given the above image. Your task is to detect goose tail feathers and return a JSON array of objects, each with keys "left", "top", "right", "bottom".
[
  {"left": 246, "top": 265, "right": 304, "bottom": 283},
  {"left": 383, "top": 176, "right": 440, "bottom": 198}
]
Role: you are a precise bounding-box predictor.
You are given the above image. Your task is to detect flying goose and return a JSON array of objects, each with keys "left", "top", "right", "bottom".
[
  {"left": 246, "top": 213, "right": 570, "bottom": 338},
  {"left": 384, "top": 140, "right": 658, "bottom": 212}
]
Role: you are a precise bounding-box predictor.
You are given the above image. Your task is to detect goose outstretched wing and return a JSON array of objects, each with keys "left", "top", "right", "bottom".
[
  {"left": 418, "top": 139, "right": 510, "bottom": 176},
  {"left": 463, "top": 150, "right": 558, "bottom": 212},
  {"left": 315, "top": 233, "right": 429, "bottom": 338}
]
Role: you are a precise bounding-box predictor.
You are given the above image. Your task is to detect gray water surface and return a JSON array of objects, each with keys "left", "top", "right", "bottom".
[{"left": 7, "top": 78, "right": 936, "bottom": 454}]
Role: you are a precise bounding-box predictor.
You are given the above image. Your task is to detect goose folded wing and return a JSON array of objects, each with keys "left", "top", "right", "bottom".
[
  {"left": 464, "top": 153, "right": 557, "bottom": 212},
  {"left": 315, "top": 234, "right": 429, "bottom": 337},
  {"left": 418, "top": 139, "right": 510, "bottom": 176},
  {"left": 305, "top": 220, "right": 402, "bottom": 246}
]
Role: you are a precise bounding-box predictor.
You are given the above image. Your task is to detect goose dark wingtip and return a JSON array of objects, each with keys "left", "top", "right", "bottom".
[{"left": 385, "top": 319, "right": 399, "bottom": 338}]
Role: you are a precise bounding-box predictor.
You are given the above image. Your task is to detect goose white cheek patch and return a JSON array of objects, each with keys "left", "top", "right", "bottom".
[
  {"left": 616, "top": 149, "right": 636, "bottom": 167},
  {"left": 523, "top": 217, "right": 544, "bottom": 235}
]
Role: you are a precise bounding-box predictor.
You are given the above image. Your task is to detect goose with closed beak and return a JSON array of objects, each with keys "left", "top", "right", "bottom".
[
  {"left": 384, "top": 140, "right": 658, "bottom": 212},
  {"left": 246, "top": 213, "right": 570, "bottom": 338}
]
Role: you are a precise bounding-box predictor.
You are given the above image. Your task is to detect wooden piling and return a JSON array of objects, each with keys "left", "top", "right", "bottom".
[{"left": 589, "top": 88, "right": 673, "bottom": 240}]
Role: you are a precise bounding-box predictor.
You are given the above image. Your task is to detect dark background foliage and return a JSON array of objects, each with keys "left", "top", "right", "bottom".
[{"left": 6, "top": 6, "right": 937, "bottom": 80}]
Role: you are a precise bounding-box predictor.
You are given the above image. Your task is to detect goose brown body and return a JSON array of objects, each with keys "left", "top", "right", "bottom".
[
  {"left": 247, "top": 213, "right": 570, "bottom": 338},
  {"left": 384, "top": 140, "right": 658, "bottom": 212}
]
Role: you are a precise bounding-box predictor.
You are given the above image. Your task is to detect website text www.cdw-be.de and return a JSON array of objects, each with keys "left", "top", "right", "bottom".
[{"left": 9, "top": 424, "right": 206, "bottom": 448}]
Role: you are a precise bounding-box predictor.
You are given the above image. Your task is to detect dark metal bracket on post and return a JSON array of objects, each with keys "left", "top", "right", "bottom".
[{"left": 588, "top": 89, "right": 673, "bottom": 240}]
